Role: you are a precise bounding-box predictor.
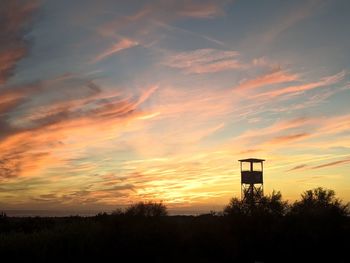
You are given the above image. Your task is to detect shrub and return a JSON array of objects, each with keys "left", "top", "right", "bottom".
[
  {"left": 223, "top": 190, "right": 288, "bottom": 217},
  {"left": 124, "top": 201, "right": 168, "bottom": 217},
  {"left": 290, "top": 187, "right": 349, "bottom": 217}
]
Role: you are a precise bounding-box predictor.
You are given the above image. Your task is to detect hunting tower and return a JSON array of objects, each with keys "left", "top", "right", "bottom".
[{"left": 239, "top": 158, "right": 265, "bottom": 204}]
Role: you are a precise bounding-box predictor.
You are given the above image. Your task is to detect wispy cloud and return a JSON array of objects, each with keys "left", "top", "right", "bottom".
[
  {"left": 0, "top": 0, "right": 40, "bottom": 84},
  {"left": 0, "top": 76, "right": 158, "bottom": 180},
  {"left": 236, "top": 117, "right": 314, "bottom": 141},
  {"left": 91, "top": 38, "right": 138, "bottom": 63},
  {"left": 235, "top": 69, "right": 299, "bottom": 91},
  {"left": 96, "top": 0, "right": 229, "bottom": 48},
  {"left": 312, "top": 158, "right": 350, "bottom": 169},
  {"left": 2, "top": 0, "right": 350, "bottom": 208},
  {"left": 153, "top": 20, "right": 226, "bottom": 47},
  {"left": 269, "top": 133, "right": 310, "bottom": 144},
  {"left": 239, "top": 149, "right": 262, "bottom": 154},
  {"left": 287, "top": 157, "right": 350, "bottom": 172},
  {"left": 260, "top": 0, "right": 323, "bottom": 44},
  {"left": 255, "top": 71, "right": 346, "bottom": 99},
  {"left": 176, "top": 1, "right": 225, "bottom": 19},
  {"left": 150, "top": 0, "right": 228, "bottom": 20},
  {"left": 268, "top": 82, "right": 350, "bottom": 113},
  {"left": 163, "top": 48, "right": 244, "bottom": 74},
  {"left": 287, "top": 164, "right": 308, "bottom": 171}
]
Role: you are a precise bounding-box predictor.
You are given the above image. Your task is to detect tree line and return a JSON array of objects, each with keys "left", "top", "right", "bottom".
[{"left": 0, "top": 187, "right": 349, "bottom": 262}]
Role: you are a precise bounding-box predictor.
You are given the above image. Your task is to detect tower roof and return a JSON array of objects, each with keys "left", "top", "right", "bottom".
[{"left": 239, "top": 158, "right": 265, "bottom": 163}]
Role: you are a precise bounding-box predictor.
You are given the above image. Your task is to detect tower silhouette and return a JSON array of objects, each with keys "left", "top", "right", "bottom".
[{"left": 239, "top": 158, "right": 265, "bottom": 204}]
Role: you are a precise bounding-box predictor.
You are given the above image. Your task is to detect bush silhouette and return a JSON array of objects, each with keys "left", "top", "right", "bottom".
[
  {"left": 290, "top": 187, "right": 349, "bottom": 217},
  {"left": 223, "top": 190, "right": 288, "bottom": 217},
  {"left": 283, "top": 187, "right": 350, "bottom": 261},
  {"left": 124, "top": 201, "right": 168, "bottom": 217}
]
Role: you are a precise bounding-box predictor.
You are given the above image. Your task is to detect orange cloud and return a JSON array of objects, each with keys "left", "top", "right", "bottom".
[
  {"left": 0, "top": 90, "right": 25, "bottom": 115},
  {"left": 239, "top": 149, "right": 262, "bottom": 154},
  {"left": 0, "top": 130, "right": 64, "bottom": 179},
  {"left": 230, "top": 112, "right": 350, "bottom": 157},
  {"left": 235, "top": 70, "right": 299, "bottom": 91},
  {"left": 317, "top": 113, "right": 350, "bottom": 136},
  {"left": 269, "top": 133, "right": 310, "bottom": 144},
  {"left": 0, "top": 76, "right": 158, "bottom": 180}
]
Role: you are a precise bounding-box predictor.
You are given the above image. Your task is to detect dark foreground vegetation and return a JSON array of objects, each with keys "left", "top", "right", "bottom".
[{"left": 1, "top": 187, "right": 349, "bottom": 262}]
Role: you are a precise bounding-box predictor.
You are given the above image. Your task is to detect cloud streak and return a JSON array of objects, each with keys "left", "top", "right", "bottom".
[
  {"left": 269, "top": 133, "right": 310, "bottom": 144},
  {"left": 176, "top": 1, "right": 225, "bottom": 18},
  {"left": 0, "top": 0, "right": 40, "bottom": 84},
  {"left": 255, "top": 71, "right": 346, "bottom": 99},
  {"left": 235, "top": 69, "right": 299, "bottom": 91},
  {"left": 287, "top": 164, "right": 308, "bottom": 171},
  {"left": 92, "top": 38, "right": 138, "bottom": 63},
  {"left": 95, "top": 0, "right": 229, "bottom": 49},
  {"left": 261, "top": 0, "right": 322, "bottom": 44},
  {"left": 312, "top": 158, "right": 350, "bottom": 170},
  {"left": 0, "top": 76, "right": 158, "bottom": 180},
  {"left": 287, "top": 157, "right": 350, "bottom": 172},
  {"left": 2, "top": 0, "right": 350, "bottom": 210},
  {"left": 163, "top": 48, "right": 244, "bottom": 74}
]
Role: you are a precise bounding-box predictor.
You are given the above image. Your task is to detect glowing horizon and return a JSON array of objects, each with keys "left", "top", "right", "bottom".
[{"left": 0, "top": 0, "right": 349, "bottom": 213}]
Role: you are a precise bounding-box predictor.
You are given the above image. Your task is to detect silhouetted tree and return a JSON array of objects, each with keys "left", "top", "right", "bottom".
[
  {"left": 223, "top": 190, "right": 288, "bottom": 217},
  {"left": 223, "top": 197, "right": 246, "bottom": 216},
  {"left": 290, "top": 187, "right": 349, "bottom": 218},
  {"left": 258, "top": 190, "right": 288, "bottom": 216},
  {"left": 111, "top": 208, "right": 123, "bottom": 215},
  {"left": 124, "top": 201, "right": 168, "bottom": 217},
  {"left": 0, "top": 188, "right": 349, "bottom": 262},
  {"left": 284, "top": 187, "right": 350, "bottom": 262}
]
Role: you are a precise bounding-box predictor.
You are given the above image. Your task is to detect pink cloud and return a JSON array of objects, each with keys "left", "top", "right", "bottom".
[
  {"left": 255, "top": 71, "right": 346, "bottom": 99},
  {"left": 163, "top": 48, "right": 244, "bottom": 74},
  {"left": 91, "top": 38, "right": 138, "bottom": 63},
  {"left": 235, "top": 70, "right": 299, "bottom": 91},
  {"left": 238, "top": 117, "right": 314, "bottom": 140},
  {"left": 317, "top": 113, "right": 350, "bottom": 136},
  {"left": 177, "top": 1, "right": 225, "bottom": 18},
  {"left": 189, "top": 60, "right": 244, "bottom": 74}
]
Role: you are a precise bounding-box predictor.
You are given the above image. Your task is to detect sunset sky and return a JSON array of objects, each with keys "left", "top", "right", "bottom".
[{"left": 1, "top": 0, "right": 350, "bottom": 214}]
